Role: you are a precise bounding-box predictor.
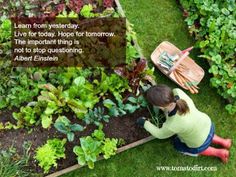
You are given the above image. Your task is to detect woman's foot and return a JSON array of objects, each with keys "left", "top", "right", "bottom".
[
  {"left": 199, "top": 147, "right": 230, "bottom": 163},
  {"left": 212, "top": 135, "right": 232, "bottom": 149},
  {"left": 219, "top": 149, "right": 229, "bottom": 163},
  {"left": 224, "top": 139, "right": 232, "bottom": 149}
]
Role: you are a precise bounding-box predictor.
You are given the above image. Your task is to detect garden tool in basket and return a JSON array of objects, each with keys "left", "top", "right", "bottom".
[{"left": 151, "top": 41, "right": 205, "bottom": 94}]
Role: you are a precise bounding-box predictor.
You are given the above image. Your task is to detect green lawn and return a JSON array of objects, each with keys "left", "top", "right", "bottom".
[{"left": 61, "top": 0, "right": 236, "bottom": 176}]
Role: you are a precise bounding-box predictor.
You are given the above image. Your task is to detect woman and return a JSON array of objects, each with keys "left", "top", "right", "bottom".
[{"left": 137, "top": 84, "right": 232, "bottom": 163}]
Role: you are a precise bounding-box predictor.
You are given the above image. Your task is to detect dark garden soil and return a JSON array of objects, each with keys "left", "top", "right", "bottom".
[{"left": 0, "top": 108, "right": 150, "bottom": 175}]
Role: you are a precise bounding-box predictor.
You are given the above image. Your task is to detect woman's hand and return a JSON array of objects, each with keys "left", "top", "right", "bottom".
[{"left": 136, "top": 117, "right": 147, "bottom": 127}]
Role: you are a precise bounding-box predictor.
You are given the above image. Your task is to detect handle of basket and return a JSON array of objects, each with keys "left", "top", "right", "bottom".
[
  {"left": 181, "top": 46, "right": 193, "bottom": 54},
  {"left": 167, "top": 51, "right": 190, "bottom": 75}
]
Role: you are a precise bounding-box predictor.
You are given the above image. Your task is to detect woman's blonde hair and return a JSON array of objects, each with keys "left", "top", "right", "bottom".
[{"left": 146, "top": 84, "right": 189, "bottom": 115}]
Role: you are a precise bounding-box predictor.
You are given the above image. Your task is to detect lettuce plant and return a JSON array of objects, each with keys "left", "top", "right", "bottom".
[
  {"left": 73, "top": 125, "right": 118, "bottom": 169},
  {"left": 12, "top": 102, "right": 44, "bottom": 128},
  {"left": 94, "top": 70, "right": 130, "bottom": 101},
  {"left": 35, "top": 138, "right": 66, "bottom": 173},
  {"left": 80, "top": 4, "right": 95, "bottom": 18},
  {"left": 102, "top": 138, "right": 118, "bottom": 159},
  {"left": 73, "top": 136, "right": 102, "bottom": 169},
  {"left": 12, "top": 106, "right": 38, "bottom": 128},
  {"left": 14, "top": 76, "right": 99, "bottom": 128}
]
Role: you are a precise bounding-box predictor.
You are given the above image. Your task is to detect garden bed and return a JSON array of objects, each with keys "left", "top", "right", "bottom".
[
  {"left": 0, "top": 108, "right": 151, "bottom": 175},
  {"left": 0, "top": 0, "right": 156, "bottom": 176}
]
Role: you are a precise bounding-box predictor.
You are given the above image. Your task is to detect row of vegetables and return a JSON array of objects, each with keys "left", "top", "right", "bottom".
[
  {"left": 179, "top": 0, "right": 236, "bottom": 114},
  {"left": 35, "top": 125, "right": 122, "bottom": 173}
]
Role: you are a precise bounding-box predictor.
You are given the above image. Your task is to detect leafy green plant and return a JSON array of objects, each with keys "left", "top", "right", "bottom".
[
  {"left": 127, "top": 95, "right": 148, "bottom": 108},
  {"left": 0, "top": 65, "right": 94, "bottom": 113},
  {"left": 72, "top": 76, "right": 99, "bottom": 108},
  {"left": 19, "top": 78, "right": 99, "bottom": 128},
  {"left": 0, "top": 19, "right": 11, "bottom": 46},
  {"left": 73, "top": 136, "right": 102, "bottom": 169},
  {"left": 54, "top": 116, "right": 84, "bottom": 142},
  {"left": 117, "top": 138, "right": 126, "bottom": 147},
  {"left": 0, "top": 121, "right": 20, "bottom": 130},
  {"left": 12, "top": 105, "right": 40, "bottom": 128},
  {"left": 37, "top": 83, "right": 67, "bottom": 128},
  {"left": 147, "top": 105, "right": 166, "bottom": 128},
  {"left": 126, "top": 29, "right": 140, "bottom": 64},
  {"left": 92, "top": 124, "right": 105, "bottom": 140},
  {"left": 84, "top": 107, "right": 110, "bottom": 126},
  {"left": 0, "top": 0, "right": 38, "bottom": 20},
  {"left": 225, "top": 103, "right": 236, "bottom": 115},
  {"left": 57, "top": 10, "right": 78, "bottom": 18},
  {"left": 9, "top": 101, "right": 46, "bottom": 129},
  {"left": 94, "top": 70, "right": 131, "bottom": 101},
  {"left": 103, "top": 99, "right": 126, "bottom": 116},
  {"left": 12, "top": 72, "right": 112, "bottom": 129},
  {"left": 0, "top": 66, "right": 45, "bottom": 109},
  {"left": 35, "top": 138, "right": 66, "bottom": 173},
  {"left": 62, "top": 76, "right": 99, "bottom": 118},
  {"left": 73, "top": 125, "right": 118, "bottom": 169},
  {"left": 98, "top": 7, "right": 116, "bottom": 17},
  {"left": 103, "top": 95, "right": 148, "bottom": 117},
  {"left": 41, "top": 102, "right": 58, "bottom": 128},
  {"left": 80, "top": 4, "right": 96, "bottom": 18},
  {"left": 102, "top": 138, "right": 118, "bottom": 159}
]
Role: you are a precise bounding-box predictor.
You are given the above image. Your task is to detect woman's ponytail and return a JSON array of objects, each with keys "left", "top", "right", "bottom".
[
  {"left": 176, "top": 99, "right": 189, "bottom": 115},
  {"left": 146, "top": 85, "right": 190, "bottom": 116}
]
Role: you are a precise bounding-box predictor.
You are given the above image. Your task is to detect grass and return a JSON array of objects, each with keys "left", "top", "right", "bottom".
[
  {"left": 61, "top": 0, "right": 236, "bottom": 177},
  {"left": 0, "top": 145, "right": 36, "bottom": 177}
]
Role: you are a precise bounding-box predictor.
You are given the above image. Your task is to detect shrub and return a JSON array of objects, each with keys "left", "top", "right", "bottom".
[{"left": 179, "top": 0, "right": 236, "bottom": 114}]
